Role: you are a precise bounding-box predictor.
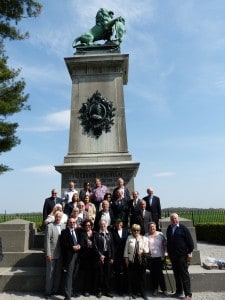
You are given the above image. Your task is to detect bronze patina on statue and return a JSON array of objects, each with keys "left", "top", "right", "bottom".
[{"left": 72, "top": 8, "right": 125, "bottom": 51}]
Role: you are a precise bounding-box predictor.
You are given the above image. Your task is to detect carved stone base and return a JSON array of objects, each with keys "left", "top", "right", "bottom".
[{"left": 55, "top": 161, "right": 139, "bottom": 195}]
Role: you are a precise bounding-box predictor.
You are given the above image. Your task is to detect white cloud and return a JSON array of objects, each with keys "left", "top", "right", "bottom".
[
  {"left": 21, "top": 165, "right": 57, "bottom": 175},
  {"left": 21, "top": 110, "right": 70, "bottom": 132},
  {"left": 154, "top": 172, "right": 174, "bottom": 177}
]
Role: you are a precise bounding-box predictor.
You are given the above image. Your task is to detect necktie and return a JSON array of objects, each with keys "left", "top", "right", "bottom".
[
  {"left": 133, "top": 239, "right": 140, "bottom": 262},
  {"left": 172, "top": 226, "right": 176, "bottom": 235},
  {"left": 103, "top": 233, "right": 107, "bottom": 251},
  {"left": 71, "top": 230, "right": 77, "bottom": 245}
]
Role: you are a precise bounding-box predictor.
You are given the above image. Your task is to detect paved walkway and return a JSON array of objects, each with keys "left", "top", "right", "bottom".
[{"left": 0, "top": 292, "right": 225, "bottom": 300}]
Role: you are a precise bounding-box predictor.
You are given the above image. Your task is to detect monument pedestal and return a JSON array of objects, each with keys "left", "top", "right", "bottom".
[
  {"left": 55, "top": 51, "right": 139, "bottom": 192},
  {"left": 0, "top": 219, "right": 45, "bottom": 292}
]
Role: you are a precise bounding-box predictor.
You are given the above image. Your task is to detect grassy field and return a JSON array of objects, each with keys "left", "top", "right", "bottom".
[
  {"left": 162, "top": 209, "right": 225, "bottom": 225},
  {"left": 1, "top": 209, "right": 225, "bottom": 228}
]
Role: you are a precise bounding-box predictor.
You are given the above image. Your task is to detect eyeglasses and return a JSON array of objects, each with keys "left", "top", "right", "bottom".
[
  {"left": 85, "top": 224, "right": 91, "bottom": 227},
  {"left": 133, "top": 230, "right": 140, "bottom": 232},
  {"left": 69, "top": 222, "right": 76, "bottom": 224}
]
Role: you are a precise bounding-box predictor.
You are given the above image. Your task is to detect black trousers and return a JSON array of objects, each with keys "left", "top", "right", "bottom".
[
  {"left": 96, "top": 252, "right": 112, "bottom": 293},
  {"left": 113, "top": 258, "right": 128, "bottom": 293},
  {"left": 127, "top": 257, "right": 147, "bottom": 297},
  {"left": 150, "top": 257, "right": 166, "bottom": 291},
  {"left": 170, "top": 255, "right": 192, "bottom": 297}
]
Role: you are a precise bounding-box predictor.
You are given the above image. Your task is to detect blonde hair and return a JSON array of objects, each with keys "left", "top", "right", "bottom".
[{"left": 131, "top": 224, "right": 141, "bottom": 231}]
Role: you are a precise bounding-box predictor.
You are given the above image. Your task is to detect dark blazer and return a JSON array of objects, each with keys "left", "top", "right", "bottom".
[
  {"left": 94, "top": 231, "right": 115, "bottom": 260},
  {"left": 79, "top": 230, "right": 96, "bottom": 265},
  {"left": 111, "top": 198, "right": 129, "bottom": 225},
  {"left": 127, "top": 198, "right": 141, "bottom": 215},
  {"left": 42, "top": 197, "right": 63, "bottom": 221},
  {"left": 94, "top": 210, "right": 116, "bottom": 231},
  {"left": 132, "top": 209, "right": 152, "bottom": 235},
  {"left": 112, "top": 186, "right": 131, "bottom": 203},
  {"left": 64, "top": 201, "right": 76, "bottom": 217},
  {"left": 143, "top": 195, "right": 161, "bottom": 225},
  {"left": 79, "top": 189, "right": 92, "bottom": 201},
  {"left": 60, "top": 227, "right": 81, "bottom": 268},
  {"left": 166, "top": 223, "right": 194, "bottom": 257},
  {"left": 111, "top": 227, "right": 129, "bottom": 259}
]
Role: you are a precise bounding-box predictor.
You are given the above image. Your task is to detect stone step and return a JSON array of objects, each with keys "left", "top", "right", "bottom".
[
  {"left": 1, "top": 251, "right": 45, "bottom": 268},
  {"left": 0, "top": 267, "right": 45, "bottom": 292},
  {"left": 0, "top": 266, "right": 225, "bottom": 293}
]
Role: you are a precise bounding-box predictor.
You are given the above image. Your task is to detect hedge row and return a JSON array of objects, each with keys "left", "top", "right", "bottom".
[{"left": 195, "top": 223, "right": 225, "bottom": 245}]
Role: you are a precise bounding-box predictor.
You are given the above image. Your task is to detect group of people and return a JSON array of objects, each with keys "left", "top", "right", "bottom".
[{"left": 43, "top": 178, "right": 194, "bottom": 300}]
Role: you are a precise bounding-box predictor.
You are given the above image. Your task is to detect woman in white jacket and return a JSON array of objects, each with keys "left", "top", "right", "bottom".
[{"left": 124, "top": 224, "right": 149, "bottom": 300}]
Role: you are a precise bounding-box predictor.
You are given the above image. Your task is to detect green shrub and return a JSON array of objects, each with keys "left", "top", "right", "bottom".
[{"left": 195, "top": 223, "right": 225, "bottom": 245}]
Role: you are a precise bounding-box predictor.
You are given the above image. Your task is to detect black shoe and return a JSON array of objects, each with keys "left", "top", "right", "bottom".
[
  {"left": 72, "top": 293, "right": 80, "bottom": 298},
  {"left": 84, "top": 292, "right": 90, "bottom": 297},
  {"left": 96, "top": 292, "right": 102, "bottom": 298},
  {"left": 105, "top": 292, "right": 113, "bottom": 298},
  {"left": 44, "top": 296, "right": 51, "bottom": 300},
  {"left": 129, "top": 295, "right": 136, "bottom": 299},
  {"left": 172, "top": 292, "right": 184, "bottom": 298}
]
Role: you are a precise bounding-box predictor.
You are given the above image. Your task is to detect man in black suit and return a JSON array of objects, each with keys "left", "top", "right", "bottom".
[
  {"left": 111, "top": 189, "right": 129, "bottom": 226},
  {"left": 60, "top": 218, "right": 81, "bottom": 300},
  {"left": 166, "top": 213, "right": 194, "bottom": 300},
  {"left": 143, "top": 187, "right": 161, "bottom": 230},
  {"left": 132, "top": 200, "right": 152, "bottom": 235},
  {"left": 112, "top": 177, "right": 131, "bottom": 203},
  {"left": 43, "top": 189, "right": 63, "bottom": 222},
  {"left": 127, "top": 191, "right": 141, "bottom": 226}
]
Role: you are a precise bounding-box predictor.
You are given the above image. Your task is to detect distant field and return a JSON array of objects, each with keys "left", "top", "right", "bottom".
[
  {"left": 162, "top": 209, "right": 225, "bottom": 225},
  {"left": 0, "top": 213, "right": 43, "bottom": 227},
  {"left": 1, "top": 209, "right": 225, "bottom": 227}
]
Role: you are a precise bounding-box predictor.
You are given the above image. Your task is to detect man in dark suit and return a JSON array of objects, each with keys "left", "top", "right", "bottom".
[
  {"left": 111, "top": 189, "right": 129, "bottom": 226},
  {"left": 60, "top": 217, "right": 81, "bottom": 300},
  {"left": 132, "top": 200, "right": 152, "bottom": 235},
  {"left": 112, "top": 177, "right": 131, "bottom": 203},
  {"left": 94, "top": 200, "right": 115, "bottom": 231},
  {"left": 143, "top": 187, "right": 161, "bottom": 230},
  {"left": 43, "top": 189, "right": 63, "bottom": 222},
  {"left": 127, "top": 191, "right": 141, "bottom": 227},
  {"left": 111, "top": 219, "right": 129, "bottom": 295},
  {"left": 166, "top": 213, "right": 194, "bottom": 299}
]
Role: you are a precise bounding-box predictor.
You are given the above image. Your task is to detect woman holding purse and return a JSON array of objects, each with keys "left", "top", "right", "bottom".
[{"left": 124, "top": 224, "right": 149, "bottom": 300}]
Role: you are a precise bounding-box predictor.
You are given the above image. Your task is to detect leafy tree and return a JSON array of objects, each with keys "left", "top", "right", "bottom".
[{"left": 0, "top": 0, "right": 42, "bottom": 174}]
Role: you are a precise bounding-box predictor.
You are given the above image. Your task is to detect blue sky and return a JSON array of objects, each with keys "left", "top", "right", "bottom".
[{"left": 1, "top": 0, "right": 225, "bottom": 213}]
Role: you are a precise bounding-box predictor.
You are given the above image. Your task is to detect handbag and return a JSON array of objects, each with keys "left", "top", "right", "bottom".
[{"left": 139, "top": 254, "right": 152, "bottom": 270}]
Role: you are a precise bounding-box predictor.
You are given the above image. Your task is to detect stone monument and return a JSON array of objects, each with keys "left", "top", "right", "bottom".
[{"left": 55, "top": 8, "right": 139, "bottom": 193}]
